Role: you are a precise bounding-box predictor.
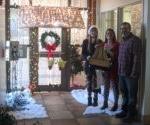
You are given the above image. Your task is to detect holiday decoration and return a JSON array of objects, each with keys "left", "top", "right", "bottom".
[
  {"left": 70, "top": 44, "right": 83, "bottom": 75},
  {"left": 20, "top": 6, "right": 85, "bottom": 28},
  {"left": 41, "top": 31, "right": 60, "bottom": 70},
  {"left": 29, "top": 28, "right": 39, "bottom": 93},
  {"left": 5, "top": 90, "right": 48, "bottom": 120},
  {"left": 0, "top": 106, "right": 16, "bottom": 125},
  {"left": 48, "top": 58, "right": 54, "bottom": 70},
  {"left": 41, "top": 31, "right": 60, "bottom": 51},
  {"left": 88, "top": 0, "right": 96, "bottom": 27},
  {"left": 6, "top": 89, "right": 31, "bottom": 109},
  {"left": 58, "top": 58, "right": 66, "bottom": 70}
]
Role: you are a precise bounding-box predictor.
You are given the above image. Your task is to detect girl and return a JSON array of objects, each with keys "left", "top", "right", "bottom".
[
  {"left": 101, "top": 28, "right": 119, "bottom": 111},
  {"left": 82, "top": 26, "right": 102, "bottom": 106}
]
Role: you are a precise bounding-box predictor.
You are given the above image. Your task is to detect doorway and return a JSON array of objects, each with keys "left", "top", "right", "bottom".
[
  {"left": 38, "top": 28, "right": 70, "bottom": 91},
  {"left": 8, "top": 0, "right": 88, "bottom": 92}
]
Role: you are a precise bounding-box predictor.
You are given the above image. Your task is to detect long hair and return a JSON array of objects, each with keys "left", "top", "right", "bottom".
[
  {"left": 105, "top": 28, "right": 117, "bottom": 43},
  {"left": 87, "top": 26, "right": 98, "bottom": 54}
]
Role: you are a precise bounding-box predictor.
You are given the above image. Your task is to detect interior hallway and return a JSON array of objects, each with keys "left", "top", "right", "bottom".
[{"left": 17, "top": 91, "right": 146, "bottom": 125}]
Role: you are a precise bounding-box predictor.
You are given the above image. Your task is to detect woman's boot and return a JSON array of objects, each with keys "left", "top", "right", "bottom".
[
  {"left": 101, "top": 101, "right": 108, "bottom": 110},
  {"left": 110, "top": 103, "right": 118, "bottom": 111}
]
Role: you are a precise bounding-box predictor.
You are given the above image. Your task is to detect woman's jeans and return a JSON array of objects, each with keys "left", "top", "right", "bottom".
[
  {"left": 102, "top": 71, "right": 119, "bottom": 105},
  {"left": 85, "top": 64, "right": 98, "bottom": 105}
]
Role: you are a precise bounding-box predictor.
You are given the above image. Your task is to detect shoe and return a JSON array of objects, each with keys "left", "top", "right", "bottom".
[
  {"left": 93, "top": 99, "right": 98, "bottom": 107},
  {"left": 98, "top": 88, "right": 101, "bottom": 94},
  {"left": 88, "top": 102, "right": 92, "bottom": 106},
  {"left": 110, "top": 104, "right": 118, "bottom": 111},
  {"left": 101, "top": 104, "right": 108, "bottom": 110},
  {"left": 122, "top": 110, "right": 139, "bottom": 122},
  {"left": 93, "top": 102, "right": 98, "bottom": 106},
  {"left": 122, "top": 115, "right": 137, "bottom": 123},
  {"left": 88, "top": 97, "right": 92, "bottom": 106},
  {"left": 115, "top": 111, "right": 127, "bottom": 118}
]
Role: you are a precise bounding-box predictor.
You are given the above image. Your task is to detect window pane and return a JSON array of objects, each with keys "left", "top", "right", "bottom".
[
  {"left": 10, "top": 8, "right": 30, "bottom": 89},
  {"left": 10, "top": 8, "right": 29, "bottom": 44},
  {"left": 38, "top": 57, "right": 61, "bottom": 86},
  {"left": 10, "top": 0, "right": 29, "bottom": 5},
  {"left": 131, "top": 3, "right": 142, "bottom": 37},
  {"left": 32, "top": 0, "right": 68, "bottom": 7},
  {"left": 71, "top": 10, "right": 87, "bottom": 45},
  {"left": 71, "top": 0, "right": 87, "bottom": 8},
  {"left": 100, "top": 10, "right": 117, "bottom": 41},
  {"left": 123, "top": 6, "right": 131, "bottom": 24},
  {"left": 123, "top": 3, "right": 142, "bottom": 36}
]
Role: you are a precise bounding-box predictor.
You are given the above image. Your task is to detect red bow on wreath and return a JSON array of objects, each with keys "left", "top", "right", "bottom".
[{"left": 45, "top": 43, "right": 57, "bottom": 59}]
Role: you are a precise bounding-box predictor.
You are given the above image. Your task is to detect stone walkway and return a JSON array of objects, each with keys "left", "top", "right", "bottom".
[{"left": 17, "top": 91, "right": 146, "bottom": 125}]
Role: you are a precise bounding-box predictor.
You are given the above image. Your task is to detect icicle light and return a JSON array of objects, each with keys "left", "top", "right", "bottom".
[{"left": 19, "top": 6, "right": 85, "bottom": 28}]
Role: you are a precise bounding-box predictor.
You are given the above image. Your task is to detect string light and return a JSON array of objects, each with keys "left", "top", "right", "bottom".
[
  {"left": 19, "top": 6, "right": 85, "bottom": 28},
  {"left": 29, "top": 29, "right": 39, "bottom": 92},
  {"left": 87, "top": 0, "right": 96, "bottom": 27},
  {"left": 0, "top": 0, "right": 3, "bottom": 6}
]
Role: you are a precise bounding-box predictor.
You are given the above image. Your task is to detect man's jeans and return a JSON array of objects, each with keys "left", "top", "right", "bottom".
[{"left": 119, "top": 75, "right": 138, "bottom": 116}]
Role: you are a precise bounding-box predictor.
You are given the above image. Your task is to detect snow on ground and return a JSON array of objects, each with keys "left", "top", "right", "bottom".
[
  {"left": 6, "top": 89, "right": 48, "bottom": 120},
  {"left": 9, "top": 103, "right": 48, "bottom": 120},
  {"left": 71, "top": 86, "right": 122, "bottom": 116}
]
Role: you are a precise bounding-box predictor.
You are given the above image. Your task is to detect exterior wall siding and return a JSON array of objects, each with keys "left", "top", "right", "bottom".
[{"left": 0, "top": 7, "right": 6, "bottom": 105}]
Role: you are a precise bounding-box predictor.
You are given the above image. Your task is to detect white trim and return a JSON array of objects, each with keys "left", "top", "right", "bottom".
[{"left": 142, "top": 0, "right": 150, "bottom": 116}]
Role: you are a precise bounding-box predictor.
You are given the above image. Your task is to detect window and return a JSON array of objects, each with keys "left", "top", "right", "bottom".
[
  {"left": 100, "top": 10, "right": 117, "bottom": 41},
  {"left": 123, "top": 3, "right": 142, "bottom": 37}
]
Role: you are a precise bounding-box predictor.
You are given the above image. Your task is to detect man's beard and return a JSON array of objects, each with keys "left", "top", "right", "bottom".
[{"left": 122, "top": 32, "right": 130, "bottom": 38}]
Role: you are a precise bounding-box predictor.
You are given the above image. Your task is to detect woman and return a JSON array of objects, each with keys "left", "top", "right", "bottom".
[
  {"left": 82, "top": 26, "right": 103, "bottom": 106},
  {"left": 101, "top": 28, "right": 119, "bottom": 111}
]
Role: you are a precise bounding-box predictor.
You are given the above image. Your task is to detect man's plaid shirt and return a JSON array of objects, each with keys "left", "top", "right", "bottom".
[{"left": 118, "top": 33, "right": 142, "bottom": 78}]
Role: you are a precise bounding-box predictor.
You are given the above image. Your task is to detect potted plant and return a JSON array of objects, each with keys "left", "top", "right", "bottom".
[{"left": 0, "top": 106, "right": 17, "bottom": 125}]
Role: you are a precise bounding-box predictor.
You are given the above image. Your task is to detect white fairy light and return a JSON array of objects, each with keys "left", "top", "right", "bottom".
[{"left": 19, "top": 6, "right": 85, "bottom": 28}]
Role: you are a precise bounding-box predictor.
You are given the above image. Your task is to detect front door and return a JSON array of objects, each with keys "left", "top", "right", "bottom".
[{"left": 38, "top": 28, "right": 70, "bottom": 91}]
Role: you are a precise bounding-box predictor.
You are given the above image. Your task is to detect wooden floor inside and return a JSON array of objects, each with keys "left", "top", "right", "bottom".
[{"left": 17, "top": 91, "right": 146, "bottom": 125}]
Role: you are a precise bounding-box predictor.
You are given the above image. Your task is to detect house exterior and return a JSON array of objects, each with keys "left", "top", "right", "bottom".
[{"left": 0, "top": 0, "right": 150, "bottom": 123}]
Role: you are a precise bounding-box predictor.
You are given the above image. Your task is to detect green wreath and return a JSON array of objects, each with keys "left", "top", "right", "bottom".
[{"left": 41, "top": 31, "right": 60, "bottom": 48}]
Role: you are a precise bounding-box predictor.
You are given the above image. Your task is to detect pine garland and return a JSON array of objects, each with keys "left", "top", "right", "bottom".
[
  {"left": 0, "top": 106, "right": 16, "bottom": 125},
  {"left": 41, "top": 31, "right": 60, "bottom": 48}
]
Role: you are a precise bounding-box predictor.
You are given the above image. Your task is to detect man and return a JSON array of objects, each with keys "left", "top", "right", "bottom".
[
  {"left": 82, "top": 26, "right": 102, "bottom": 106},
  {"left": 116, "top": 22, "right": 141, "bottom": 121}
]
